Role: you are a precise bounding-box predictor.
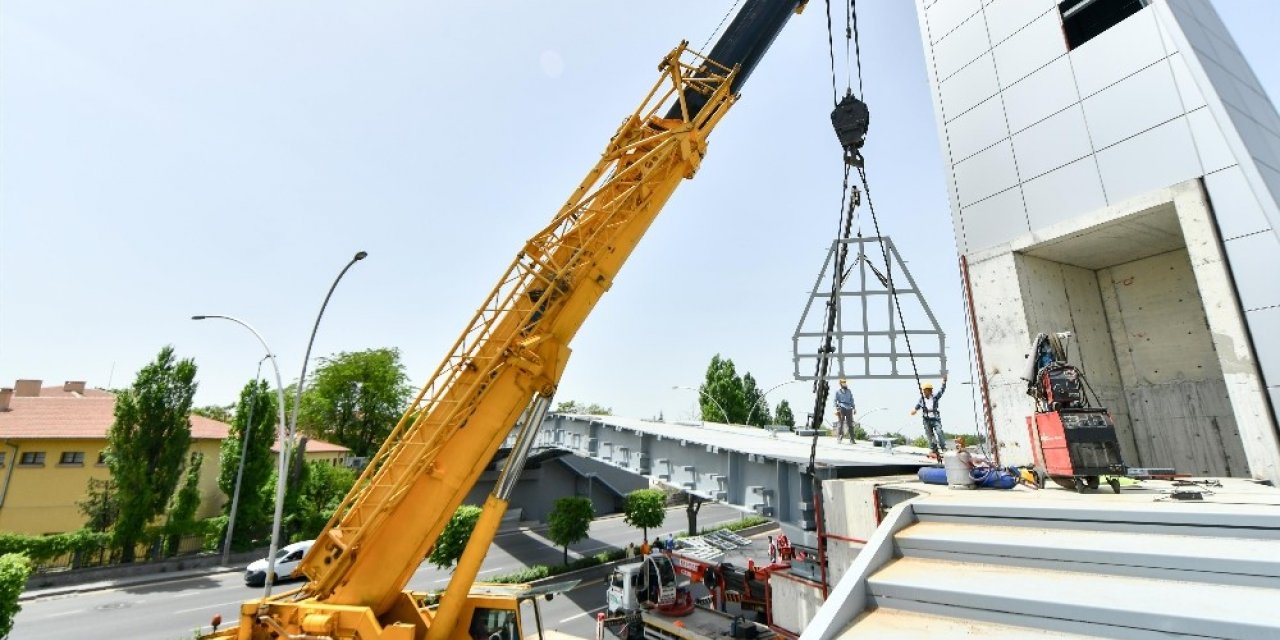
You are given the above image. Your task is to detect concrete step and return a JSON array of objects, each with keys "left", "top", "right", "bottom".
[
  {"left": 912, "top": 498, "right": 1280, "bottom": 539},
  {"left": 866, "top": 556, "right": 1280, "bottom": 639},
  {"left": 894, "top": 521, "right": 1280, "bottom": 588},
  {"left": 844, "top": 606, "right": 1104, "bottom": 639}
]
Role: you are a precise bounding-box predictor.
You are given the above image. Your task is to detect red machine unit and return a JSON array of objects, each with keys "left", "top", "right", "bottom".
[
  {"left": 1027, "top": 408, "right": 1126, "bottom": 493},
  {"left": 1024, "top": 333, "right": 1127, "bottom": 493}
]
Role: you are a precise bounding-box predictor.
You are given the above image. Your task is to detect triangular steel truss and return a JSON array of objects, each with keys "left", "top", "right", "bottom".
[{"left": 793, "top": 236, "right": 946, "bottom": 380}]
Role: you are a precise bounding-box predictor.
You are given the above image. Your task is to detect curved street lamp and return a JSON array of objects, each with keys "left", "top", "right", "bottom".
[
  {"left": 745, "top": 379, "right": 804, "bottom": 428},
  {"left": 672, "top": 385, "right": 731, "bottom": 424},
  {"left": 286, "top": 251, "right": 367, "bottom": 447},
  {"left": 191, "top": 314, "right": 290, "bottom": 602},
  {"left": 852, "top": 406, "right": 888, "bottom": 439},
  {"left": 221, "top": 353, "right": 270, "bottom": 566}
]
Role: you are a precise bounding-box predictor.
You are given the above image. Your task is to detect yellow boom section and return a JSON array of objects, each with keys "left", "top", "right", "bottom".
[{"left": 229, "top": 42, "right": 740, "bottom": 638}]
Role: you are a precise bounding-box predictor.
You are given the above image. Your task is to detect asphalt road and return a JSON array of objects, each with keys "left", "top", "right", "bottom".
[{"left": 14, "top": 504, "right": 746, "bottom": 640}]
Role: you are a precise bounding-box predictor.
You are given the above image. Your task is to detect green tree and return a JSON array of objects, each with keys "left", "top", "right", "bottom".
[
  {"left": 298, "top": 348, "right": 412, "bottom": 457},
  {"left": 217, "top": 379, "right": 278, "bottom": 550},
  {"left": 286, "top": 460, "right": 357, "bottom": 540},
  {"left": 192, "top": 404, "right": 233, "bottom": 423},
  {"left": 622, "top": 489, "right": 666, "bottom": 543},
  {"left": 428, "top": 505, "right": 483, "bottom": 569},
  {"left": 554, "top": 400, "right": 612, "bottom": 415},
  {"left": 699, "top": 355, "right": 748, "bottom": 424},
  {"left": 774, "top": 400, "right": 796, "bottom": 428},
  {"left": 77, "top": 477, "right": 118, "bottom": 532},
  {"left": 742, "top": 373, "right": 770, "bottom": 427},
  {"left": 910, "top": 435, "right": 929, "bottom": 448},
  {"left": 108, "top": 346, "right": 198, "bottom": 562},
  {"left": 163, "top": 452, "right": 203, "bottom": 556},
  {"left": 0, "top": 553, "right": 31, "bottom": 638},
  {"left": 547, "top": 497, "right": 593, "bottom": 566},
  {"left": 851, "top": 423, "right": 868, "bottom": 441}
]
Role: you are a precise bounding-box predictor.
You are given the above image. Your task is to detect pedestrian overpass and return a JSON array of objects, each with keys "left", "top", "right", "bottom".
[{"left": 535, "top": 413, "right": 929, "bottom": 544}]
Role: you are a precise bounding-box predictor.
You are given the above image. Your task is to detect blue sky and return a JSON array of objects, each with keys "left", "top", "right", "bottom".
[{"left": 2, "top": 2, "right": 1276, "bottom": 440}]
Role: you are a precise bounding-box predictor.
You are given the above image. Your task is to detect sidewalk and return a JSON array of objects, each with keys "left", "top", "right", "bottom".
[
  {"left": 19, "top": 506, "right": 742, "bottom": 602},
  {"left": 18, "top": 518, "right": 563, "bottom": 602}
]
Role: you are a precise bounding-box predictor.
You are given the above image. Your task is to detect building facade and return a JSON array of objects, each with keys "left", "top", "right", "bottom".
[
  {"left": 0, "top": 380, "right": 348, "bottom": 535},
  {"left": 916, "top": 0, "right": 1280, "bottom": 482}
]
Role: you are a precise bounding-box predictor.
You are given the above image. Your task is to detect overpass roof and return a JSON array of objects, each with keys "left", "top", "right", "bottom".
[{"left": 554, "top": 413, "right": 932, "bottom": 468}]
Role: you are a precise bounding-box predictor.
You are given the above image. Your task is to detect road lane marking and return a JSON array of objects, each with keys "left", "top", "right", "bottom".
[
  {"left": 174, "top": 600, "right": 241, "bottom": 615},
  {"left": 559, "top": 605, "right": 606, "bottom": 624},
  {"left": 38, "top": 608, "right": 86, "bottom": 618}
]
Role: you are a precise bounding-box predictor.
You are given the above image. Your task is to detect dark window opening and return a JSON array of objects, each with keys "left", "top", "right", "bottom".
[
  {"left": 19, "top": 452, "right": 45, "bottom": 466},
  {"left": 1059, "top": 0, "right": 1149, "bottom": 50},
  {"left": 59, "top": 451, "right": 85, "bottom": 465},
  {"left": 97, "top": 451, "right": 109, "bottom": 465}
]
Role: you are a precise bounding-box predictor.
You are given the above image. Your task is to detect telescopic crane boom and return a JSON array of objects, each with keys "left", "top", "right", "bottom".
[{"left": 205, "top": 3, "right": 806, "bottom": 638}]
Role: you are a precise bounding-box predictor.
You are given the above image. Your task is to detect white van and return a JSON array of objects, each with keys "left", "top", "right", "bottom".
[{"left": 244, "top": 540, "right": 314, "bottom": 587}]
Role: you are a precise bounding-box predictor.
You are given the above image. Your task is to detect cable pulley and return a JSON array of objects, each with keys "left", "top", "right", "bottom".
[{"left": 831, "top": 92, "right": 870, "bottom": 167}]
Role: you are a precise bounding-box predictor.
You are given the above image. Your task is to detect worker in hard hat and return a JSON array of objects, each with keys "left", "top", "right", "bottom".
[
  {"left": 910, "top": 373, "right": 949, "bottom": 454},
  {"left": 833, "top": 378, "right": 856, "bottom": 444}
]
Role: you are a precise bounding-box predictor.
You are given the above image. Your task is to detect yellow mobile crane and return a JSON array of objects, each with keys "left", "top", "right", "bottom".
[{"left": 202, "top": 2, "right": 851, "bottom": 638}]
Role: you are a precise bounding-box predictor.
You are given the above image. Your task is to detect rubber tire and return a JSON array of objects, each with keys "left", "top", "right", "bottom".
[
  {"left": 1086, "top": 476, "right": 1100, "bottom": 490},
  {"left": 1051, "top": 476, "right": 1076, "bottom": 490},
  {"left": 1109, "top": 478, "right": 1122, "bottom": 494}
]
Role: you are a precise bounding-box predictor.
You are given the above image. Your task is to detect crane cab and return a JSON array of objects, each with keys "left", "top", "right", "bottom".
[{"left": 440, "top": 580, "right": 579, "bottom": 640}]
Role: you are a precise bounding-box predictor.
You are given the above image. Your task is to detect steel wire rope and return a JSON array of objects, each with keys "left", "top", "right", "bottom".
[{"left": 700, "top": 0, "right": 744, "bottom": 53}]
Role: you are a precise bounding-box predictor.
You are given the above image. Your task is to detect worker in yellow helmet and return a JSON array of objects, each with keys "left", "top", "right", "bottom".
[{"left": 911, "top": 373, "right": 949, "bottom": 453}]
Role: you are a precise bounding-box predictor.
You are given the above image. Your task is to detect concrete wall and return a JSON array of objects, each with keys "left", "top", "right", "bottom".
[
  {"left": 769, "top": 570, "right": 826, "bottom": 637},
  {"left": 1014, "top": 253, "right": 1132, "bottom": 456},
  {"left": 1099, "top": 249, "right": 1249, "bottom": 475},
  {"left": 916, "top": 0, "right": 1280, "bottom": 481}
]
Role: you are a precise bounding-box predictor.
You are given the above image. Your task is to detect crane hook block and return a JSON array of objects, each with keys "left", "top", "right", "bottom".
[{"left": 831, "top": 93, "right": 870, "bottom": 166}]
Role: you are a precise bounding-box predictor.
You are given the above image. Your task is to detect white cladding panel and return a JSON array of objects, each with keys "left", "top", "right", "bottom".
[
  {"left": 1001, "top": 57, "right": 1079, "bottom": 135},
  {"left": 1070, "top": 9, "right": 1166, "bottom": 99},
  {"left": 1012, "top": 104, "right": 1092, "bottom": 181},
  {"left": 1096, "top": 117, "right": 1202, "bottom": 205},
  {"left": 958, "top": 187, "right": 1025, "bottom": 251},
  {"left": 926, "top": 0, "right": 982, "bottom": 44},
  {"left": 983, "top": 0, "right": 1055, "bottom": 45},
  {"left": 934, "top": 11, "right": 991, "bottom": 81},
  {"left": 954, "top": 139, "right": 1019, "bottom": 206},
  {"left": 940, "top": 52, "right": 999, "bottom": 120},
  {"left": 1187, "top": 107, "right": 1236, "bottom": 175},
  {"left": 1082, "top": 61, "right": 1184, "bottom": 151},
  {"left": 1247, "top": 307, "right": 1280, "bottom": 389},
  {"left": 992, "top": 10, "right": 1066, "bottom": 88},
  {"left": 1224, "top": 233, "right": 1280, "bottom": 312},
  {"left": 946, "top": 96, "right": 1009, "bottom": 162},
  {"left": 1021, "top": 156, "right": 1107, "bottom": 234},
  {"left": 1169, "top": 53, "right": 1208, "bottom": 110},
  {"left": 1204, "top": 166, "right": 1270, "bottom": 241}
]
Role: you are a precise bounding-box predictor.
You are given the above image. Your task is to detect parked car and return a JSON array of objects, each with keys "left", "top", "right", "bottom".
[{"left": 244, "top": 540, "right": 314, "bottom": 587}]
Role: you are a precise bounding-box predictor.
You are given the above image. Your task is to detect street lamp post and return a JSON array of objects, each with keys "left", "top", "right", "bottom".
[
  {"left": 222, "top": 354, "right": 270, "bottom": 566},
  {"left": 672, "top": 385, "right": 730, "bottom": 424},
  {"left": 853, "top": 406, "right": 888, "bottom": 439},
  {"left": 745, "top": 379, "right": 804, "bottom": 428},
  {"left": 286, "top": 251, "right": 367, "bottom": 451},
  {"left": 192, "top": 314, "right": 289, "bottom": 602}
]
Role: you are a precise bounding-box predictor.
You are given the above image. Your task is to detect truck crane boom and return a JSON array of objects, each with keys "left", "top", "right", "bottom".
[{"left": 208, "top": 3, "right": 805, "bottom": 638}]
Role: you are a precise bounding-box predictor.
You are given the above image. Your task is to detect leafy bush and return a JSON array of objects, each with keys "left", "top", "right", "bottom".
[
  {"left": 0, "top": 553, "right": 31, "bottom": 637},
  {"left": 0, "top": 530, "right": 111, "bottom": 565}
]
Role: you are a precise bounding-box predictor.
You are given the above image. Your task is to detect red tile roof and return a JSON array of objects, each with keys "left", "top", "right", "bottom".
[{"left": 0, "top": 394, "right": 348, "bottom": 453}]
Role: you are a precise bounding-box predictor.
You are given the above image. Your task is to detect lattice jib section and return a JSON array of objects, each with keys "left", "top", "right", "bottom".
[{"left": 303, "top": 43, "right": 738, "bottom": 599}]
